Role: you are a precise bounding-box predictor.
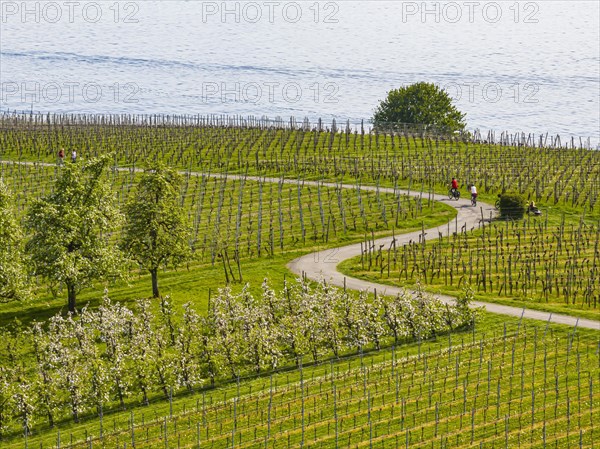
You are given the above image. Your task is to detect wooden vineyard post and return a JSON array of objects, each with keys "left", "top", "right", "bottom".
[
  {"left": 131, "top": 410, "right": 135, "bottom": 448},
  {"left": 334, "top": 384, "right": 338, "bottom": 448},
  {"left": 100, "top": 404, "right": 104, "bottom": 441},
  {"left": 170, "top": 387, "right": 173, "bottom": 418},
  {"left": 300, "top": 360, "right": 305, "bottom": 448},
  {"left": 267, "top": 374, "right": 273, "bottom": 441},
  {"left": 164, "top": 417, "right": 168, "bottom": 449},
  {"left": 368, "top": 391, "right": 373, "bottom": 449},
  {"left": 232, "top": 397, "right": 237, "bottom": 449}
]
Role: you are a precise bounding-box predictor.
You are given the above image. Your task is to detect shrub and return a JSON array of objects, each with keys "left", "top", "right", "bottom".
[
  {"left": 499, "top": 192, "right": 526, "bottom": 219},
  {"left": 372, "top": 82, "right": 466, "bottom": 132}
]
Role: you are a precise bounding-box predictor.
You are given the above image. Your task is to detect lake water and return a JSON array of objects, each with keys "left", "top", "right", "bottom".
[{"left": 1, "top": 1, "right": 598, "bottom": 142}]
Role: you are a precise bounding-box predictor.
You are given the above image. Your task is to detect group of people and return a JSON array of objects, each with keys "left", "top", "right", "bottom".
[
  {"left": 451, "top": 177, "right": 542, "bottom": 215},
  {"left": 450, "top": 177, "right": 478, "bottom": 202},
  {"left": 57, "top": 148, "right": 77, "bottom": 165}
]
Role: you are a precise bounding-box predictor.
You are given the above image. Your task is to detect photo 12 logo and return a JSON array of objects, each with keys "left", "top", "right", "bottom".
[
  {"left": 443, "top": 81, "right": 539, "bottom": 103},
  {"left": 401, "top": 2, "right": 540, "bottom": 23},
  {"left": 0, "top": 1, "right": 140, "bottom": 24},
  {"left": 200, "top": 1, "right": 339, "bottom": 24},
  {"left": 201, "top": 81, "right": 339, "bottom": 104},
  {"left": 1, "top": 82, "right": 140, "bottom": 104}
]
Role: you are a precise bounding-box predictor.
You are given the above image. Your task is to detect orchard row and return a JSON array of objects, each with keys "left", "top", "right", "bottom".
[{"left": 0, "top": 278, "right": 476, "bottom": 437}]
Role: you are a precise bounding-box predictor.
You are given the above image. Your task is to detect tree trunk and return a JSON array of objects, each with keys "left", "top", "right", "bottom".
[
  {"left": 67, "top": 283, "right": 77, "bottom": 313},
  {"left": 142, "top": 385, "right": 149, "bottom": 406},
  {"left": 22, "top": 412, "right": 30, "bottom": 436},
  {"left": 151, "top": 268, "right": 160, "bottom": 298},
  {"left": 72, "top": 403, "right": 79, "bottom": 423}
]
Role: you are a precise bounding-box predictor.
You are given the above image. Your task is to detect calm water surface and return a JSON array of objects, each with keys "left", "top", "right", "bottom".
[{"left": 1, "top": 1, "right": 598, "bottom": 141}]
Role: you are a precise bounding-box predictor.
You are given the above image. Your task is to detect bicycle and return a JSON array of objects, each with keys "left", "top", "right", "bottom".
[
  {"left": 448, "top": 188, "right": 461, "bottom": 200},
  {"left": 471, "top": 193, "right": 478, "bottom": 207}
]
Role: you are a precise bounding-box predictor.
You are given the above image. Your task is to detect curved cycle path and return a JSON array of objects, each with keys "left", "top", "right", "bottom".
[
  {"left": 288, "top": 193, "right": 600, "bottom": 331},
  {"left": 2, "top": 160, "right": 599, "bottom": 330}
]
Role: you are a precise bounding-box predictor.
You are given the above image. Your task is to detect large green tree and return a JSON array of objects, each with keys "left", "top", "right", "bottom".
[
  {"left": 0, "top": 180, "right": 29, "bottom": 302},
  {"left": 25, "top": 156, "right": 124, "bottom": 312},
  {"left": 121, "top": 164, "right": 191, "bottom": 298},
  {"left": 373, "top": 82, "right": 466, "bottom": 132}
]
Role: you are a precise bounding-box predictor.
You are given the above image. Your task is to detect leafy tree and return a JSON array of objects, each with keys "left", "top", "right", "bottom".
[
  {"left": 150, "top": 296, "right": 178, "bottom": 397},
  {"left": 314, "top": 281, "right": 344, "bottom": 359},
  {"left": 239, "top": 288, "right": 281, "bottom": 373},
  {"left": 338, "top": 288, "right": 365, "bottom": 351},
  {"left": 207, "top": 287, "right": 246, "bottom": 378},
  {"left": 0, "top": 364, "right": 15, "bottom": 438},
  {"left": 96, "top": 296, "right": 134, "bottom": 410},
  {"left": 25, "top": 156, "right": 124, "bottom": 312},
  {"left": 276, "top": 279, "right": 312, "bottom": 364},
  {"left": 30, "top": 322, "right": 60, "bottom": 428},
  {"left": 46, "top": 314, "right": 89, "bottom": 422},
  {"left": 130, "top": 299, "right": 158, "bottom": 405},
  {"left": 0, "top": 180, "right": 29, "bottom": 302},
  {"left": 455, "top": 285, "right": 479, "bottom": 327},
  {"left": 121, "top": 164, "right": 191, "bottom": 298},
  {"left": 373, "top": 82, "right": 466, "bottom": 132},
  {"left": 175, "top": 303, "right": 202, "bottom": 390},
  {"left": 68, "top": 308, "right": 110, "bottom": 418}
]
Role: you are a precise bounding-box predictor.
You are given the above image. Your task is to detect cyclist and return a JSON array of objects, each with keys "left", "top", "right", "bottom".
[
  {"left": 450, "top": 177, "right": 459, "bottom": 197},
  {"left": 470, "top": 184, "right": 478, "bottom": 205}
]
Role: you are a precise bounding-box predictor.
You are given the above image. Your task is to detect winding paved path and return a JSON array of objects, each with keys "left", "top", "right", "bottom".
[
  {"left": 2, "top": 160, "right": 599, "bottom": 330},
  {"left": 288, "top": 191, "right": 600, "bottom": 331}
]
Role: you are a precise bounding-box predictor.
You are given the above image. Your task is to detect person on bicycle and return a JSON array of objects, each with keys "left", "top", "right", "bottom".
[
  {"left": 451, "top": 178, "right": 459, "bottom": 196},
  {"left": 470, "top": 184, "right": 478, "bottom": 202}
]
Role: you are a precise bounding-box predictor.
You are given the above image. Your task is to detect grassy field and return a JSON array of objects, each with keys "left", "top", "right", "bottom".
[{"left": 0, "top": 116, "right": 598, "bottom": 448}]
